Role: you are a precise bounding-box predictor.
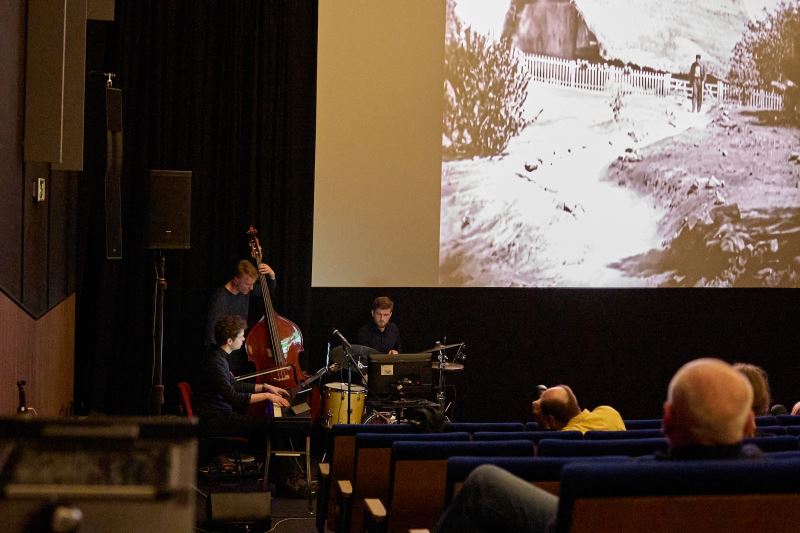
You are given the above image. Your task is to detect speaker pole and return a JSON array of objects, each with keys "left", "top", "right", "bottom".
[{"left": 151, "top": 251, "right": 166, "bottom": 416}]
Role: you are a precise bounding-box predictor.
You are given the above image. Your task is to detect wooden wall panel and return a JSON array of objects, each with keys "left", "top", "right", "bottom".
[{"left": 0, "top": 292, "right": 75, "bottom": 416}]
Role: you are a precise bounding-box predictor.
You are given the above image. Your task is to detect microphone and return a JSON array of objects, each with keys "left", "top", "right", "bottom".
[{"left": 331, "top": 329, "right": 352, "bottom": 350}]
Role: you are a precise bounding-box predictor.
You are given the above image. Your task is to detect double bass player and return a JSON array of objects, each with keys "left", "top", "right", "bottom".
[{"left": 205, "top": 259, "right": 275, "bottom": 373}]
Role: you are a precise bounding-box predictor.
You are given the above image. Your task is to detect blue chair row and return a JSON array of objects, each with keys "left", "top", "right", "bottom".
[
  {"left": 445, "top": 455, "right": 632, "bottom": 503},
  {"left": 623, "top": 415, "right": 790, "bottom": 429},
  {"left": 555, "top": 458, "right": 800, "bottom": 532},
  {"left": 537, "top": 435, "right": 800, "bottom": 457}
]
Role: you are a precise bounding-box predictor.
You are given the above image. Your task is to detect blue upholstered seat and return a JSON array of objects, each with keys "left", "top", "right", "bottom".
[
  {"left": 537, "top": 437, "right": 669, "bottom": 457},
  {"left": 743, "top": 435, "right": 798, "bottom": 452},
  {"left": 444, "top": 455, "right": 631, "bottom": 504},
  {"left": 556, "top": 458, "right": 800, "bottom": 533},
  {"left": 585, "top": 429, "right": 663, "bottom": 439},
  {"left": 473, "top": 430, "right": 583, "bottom": 443},
  {"left": 445, "top": 422, "right": 525, "bottom": 433},
  {"left": 622, "top": 418, "right": 661, "bottom": 429}
]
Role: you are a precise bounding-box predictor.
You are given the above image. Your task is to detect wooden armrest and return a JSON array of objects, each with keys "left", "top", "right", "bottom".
[
  {"left": 337, "top": 479, "right": 353, "bottom": 498},
  {"left": 409, "top": 530, "right": 431, "bottom": 533},
  {"left": 319, "top": 462, "right": 330, "bottom": 477},
  {"left": 364, "top": 498, "right": 387, "bottom": 522}
]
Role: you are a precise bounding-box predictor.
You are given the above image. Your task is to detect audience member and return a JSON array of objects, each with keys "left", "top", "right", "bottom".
[
  {"left": 437, "top": 358, "right": 758, "bottom": 533},
  {"left": 733, "top": 362, "right": 771, "bottom": 416},
  {"left": 531, "top": 385, "right": 625, "bottom": 433},
  {"left": 792, "top": 402, "right": 800, "bottom": 416}
]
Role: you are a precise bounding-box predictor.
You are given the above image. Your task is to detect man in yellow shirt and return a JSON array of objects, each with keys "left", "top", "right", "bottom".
[{"left": 532, "top": 385, "right": 625, "bottom": 433}]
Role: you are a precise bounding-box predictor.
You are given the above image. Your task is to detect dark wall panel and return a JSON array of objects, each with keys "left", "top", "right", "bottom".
[
  {"left": 309, "top": 288, "right": 800, "bottom": 421},
  {"left": 48, "top": 170, "right": 79, "bottom": 306},
  {"left": 0, "top": 1, "right": 26, "bottom": 301},
  {"left": 22, "top": 162, "right": 50, "bottom": 316}
]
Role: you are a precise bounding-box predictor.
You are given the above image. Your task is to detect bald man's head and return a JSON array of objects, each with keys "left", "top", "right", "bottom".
[
  {"left": 540, "top": 385, "right": 581, "bottom": 430},
  {"left": 663, "top": 358, "right": 754, "bottom": 447}
]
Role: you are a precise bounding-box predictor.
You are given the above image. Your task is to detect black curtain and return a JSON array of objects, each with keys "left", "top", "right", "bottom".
[{"left": 75, "top": 0, "right": 317, "bottom": 415}]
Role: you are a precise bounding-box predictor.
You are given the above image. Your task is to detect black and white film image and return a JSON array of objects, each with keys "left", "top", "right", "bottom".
[{"left": 440, "top": 0, "right": 800, "bottom": 287}]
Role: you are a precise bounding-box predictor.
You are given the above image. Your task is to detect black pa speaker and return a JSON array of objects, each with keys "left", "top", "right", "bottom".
[
  {"left": 104, "top": 87, "right": 123, "bottom": 259},
  {"left": 144, "top": 170, "right": 192, "bottom": 249},
  {"left": 208, "top": 491, "right": 271, "bottom": 526}
]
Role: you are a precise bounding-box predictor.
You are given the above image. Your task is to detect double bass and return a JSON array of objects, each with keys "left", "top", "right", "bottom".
[{"left": 242, "top": 226, "right": 309, "bottom": 416}]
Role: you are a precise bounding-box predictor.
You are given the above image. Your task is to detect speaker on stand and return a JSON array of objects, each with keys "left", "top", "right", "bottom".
[{"left": 144, "top": 169, "right": 192, "bottom": 416}]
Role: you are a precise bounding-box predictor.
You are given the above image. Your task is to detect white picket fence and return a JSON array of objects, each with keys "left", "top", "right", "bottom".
[{"left": 516, "top": 51, "right": 783, "bottom": 111}]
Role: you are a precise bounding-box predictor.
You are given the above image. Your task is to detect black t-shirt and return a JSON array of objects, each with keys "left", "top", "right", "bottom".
[{"left": 357, "top": 321, "right": 401, "bottom": 353}]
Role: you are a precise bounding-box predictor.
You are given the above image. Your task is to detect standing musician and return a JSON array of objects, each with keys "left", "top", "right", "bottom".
[
  {"left": 192, "top": 314, "right": 290, "bottom": 440},
  {"left": 357, "top": 296, "right": 401, "bottom": 354},
  {"left": 206, "top": 259, "right": 275, "bottom": 373}
]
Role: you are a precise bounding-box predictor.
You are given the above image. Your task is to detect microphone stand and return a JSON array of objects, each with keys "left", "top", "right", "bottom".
[
  {"left": 151, "top": 252, "right": 166, "bottom": 417},
  {"left": 342, "top": 343, "right": 367, "bottom": 424}
]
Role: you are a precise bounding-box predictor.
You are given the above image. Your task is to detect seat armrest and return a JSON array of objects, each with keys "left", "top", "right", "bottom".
[
  {"left": 319, "top": 462, "right": 330, "bottom": 478},
  {"left": 335, "top": 480, "right": 354, "bottom": 533},
  {"left": 316, "top": 463, "right": 332, "bottom": 532},
  {"left": 364, "top": 498, "right": 387, "bottom": 533}
]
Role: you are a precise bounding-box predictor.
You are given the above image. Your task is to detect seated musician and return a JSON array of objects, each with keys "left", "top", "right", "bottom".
[
  {"left": 357, "top": 296, "right": 401, "bottom": 354},
  {"left": 192, "top": 314, "right": 290, "bottom": 440}
]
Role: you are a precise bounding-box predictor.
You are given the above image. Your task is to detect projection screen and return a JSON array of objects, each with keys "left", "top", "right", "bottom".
[{"left": 313, "top": 0, "right": 799, "bottom": 288}]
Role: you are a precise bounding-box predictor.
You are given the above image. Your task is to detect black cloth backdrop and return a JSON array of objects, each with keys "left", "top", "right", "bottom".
[{"left": 75, "top": 1, "right": 317, "bottom": 415}]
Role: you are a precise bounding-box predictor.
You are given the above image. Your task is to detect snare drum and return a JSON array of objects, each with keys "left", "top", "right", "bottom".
[{"left": 322, "top": 382, "right": 366, "bottom": 428}]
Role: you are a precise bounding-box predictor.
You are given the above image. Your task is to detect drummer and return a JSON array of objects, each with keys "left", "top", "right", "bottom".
[{"left": 357, "top": 296, "right": 401, "bottom": 354}]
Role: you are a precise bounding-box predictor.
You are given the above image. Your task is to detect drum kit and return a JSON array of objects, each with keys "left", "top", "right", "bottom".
[{"left": 321, "top": 340, "right": 466, "bottom": 427}]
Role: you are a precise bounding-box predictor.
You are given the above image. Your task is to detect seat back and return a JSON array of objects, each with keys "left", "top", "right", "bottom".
[
  {"left": 755, "top": 415, "right": 778, "bottom": 426},
  {"left": 556, "top": 458, "right": 800, "bottom": 533},
  {"left": 445, "top": 455, "right": 632, "bottom": 504},
  {"left": 622, "top": 418, "right": 662, "bottom": 430},
  {"left": 471, "top": 430, "right": 583, "bottom": 443},
  {"left": 585, "top": 429, "right": 663, "bottom": 440},
  {"left": 349, "top": 432, "right": 470, "bottom": 533},
  {"left": 178, "top": 381, "right": 194, "bottom": 418},
  {"left": 743, "top": 435, "right": 798, "bottom": 452},
  {"left": 445, "top": 422, "right": 525, "bottom": 433},
  {"left": 776, "top": 415, "right": 800, "bottom": 426},
  {"left": 386, "top": 440, "right": 534, "bottom": 532},
  {"left": 538, "top": 437, "right": 669, "bottom": 457},
  {"left": 324, "top": 424, "right": 415, "bottom": 531}
]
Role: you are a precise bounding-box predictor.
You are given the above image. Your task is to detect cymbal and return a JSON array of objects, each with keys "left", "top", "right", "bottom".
[
  {"left": 421, "top": 342, "right": 464, "bottom": 352},
  {"left": 432, "top": 362, "right": 464, "bottom": 371},
  {"left": 329, "top": 344, "right": 379, "bottom": 365}
]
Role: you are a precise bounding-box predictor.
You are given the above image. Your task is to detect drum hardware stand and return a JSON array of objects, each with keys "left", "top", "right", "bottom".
[
  {"left": 431, "top": 340, "right": 466, "bottom": 420},
  {"left": 332, "top": 329, "right": 368, "bottom": 424}
]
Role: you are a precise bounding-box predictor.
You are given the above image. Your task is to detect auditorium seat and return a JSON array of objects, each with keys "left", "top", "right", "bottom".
[
  {"left": 473, "top": 430, "right": 583, "bottom": 443},
  {"left": 365, "top": 439, "right": 535, "bottom": 533},
  {"left": 444, "top": 455, "right": 632, "bottom": 503},
  {"left": 537, "top": 437, "right": 669, "bottom": 457},
  {"left": 783, "top": 425, "right": 800, "bottom": 436},
  {"left": 743, "top": 435, "right": 798, "bottom": 452},
  {"left": 524, "top": 421, "right": 540, "bottom": 431},
  {"left": 341, "top": 432, "right": 470, "bottom": 533},
  {"left": 622, "top": 418, "right": 661, "bottom": 430},
  {"left": 585, "top": 429, "right": 663, "bottom": 440},
  {"left": 555, "top": 458, "right": 800, "bottom": 533},
  {"left": 776, "top": 415, "right": 800, "bottom": 426},
  {"left": 445, "top": 422, "right": 525, "bottom": 433},
  {"left": 754, "top": 425, "right": 787, "bottom": 436},
  {"left": 319, "top": 424, "right": 415, "bottom": 532},
  {"left": 755, "top": 415, "right": 778, "bottom": 426}
]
